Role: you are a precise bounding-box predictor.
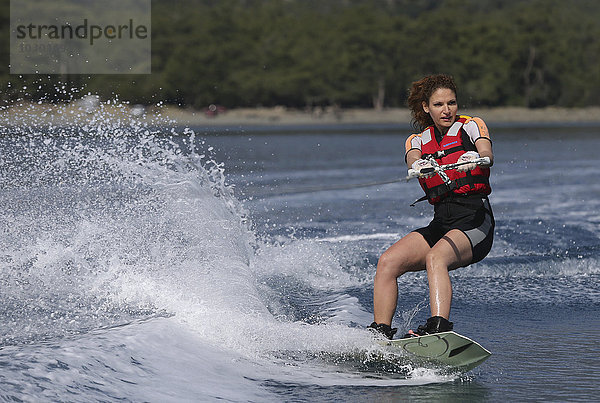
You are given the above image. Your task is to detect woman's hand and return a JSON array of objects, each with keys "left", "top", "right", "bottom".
[
  {"left": 411, "top": 158, "right": 435, "bottom": 178},
  {"left": 456, "top": 151, "right": 480, "bottom": 171}
]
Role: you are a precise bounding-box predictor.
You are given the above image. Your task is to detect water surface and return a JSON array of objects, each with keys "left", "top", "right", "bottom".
[{"left": 1, "top": 113, "right": 598, "bottom": 401}]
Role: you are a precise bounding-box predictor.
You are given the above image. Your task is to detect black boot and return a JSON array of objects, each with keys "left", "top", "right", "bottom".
[
  {"left": 402, "top": 316, "right": 453, "bottom": 338},
  {"left": 367, "top": 322, "right": 398, "bottom": 340}
]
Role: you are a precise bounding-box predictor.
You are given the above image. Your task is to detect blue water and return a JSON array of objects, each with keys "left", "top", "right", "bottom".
[{"left": 0, "top": 104, "right": 599, "bottom": 401}]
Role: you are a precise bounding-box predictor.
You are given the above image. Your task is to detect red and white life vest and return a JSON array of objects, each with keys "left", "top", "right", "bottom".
[{"left": 418, "top": 116, "right": 491, "bottom": 204}]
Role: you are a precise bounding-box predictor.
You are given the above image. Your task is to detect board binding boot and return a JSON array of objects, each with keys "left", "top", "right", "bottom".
[
  {"left": 367, "top": 322, "right": 397, "bottom": 340},
  {"left": 402, "top": 316, "right": 453, "bottom": 338}
]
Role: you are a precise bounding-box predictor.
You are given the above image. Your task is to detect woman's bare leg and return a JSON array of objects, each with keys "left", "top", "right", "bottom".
[
  {"left": 425, "top": 229, "right": 473, "bottom": 319},
  {"left": 373, "top": 232, "right": 431, "bottom": 325}
]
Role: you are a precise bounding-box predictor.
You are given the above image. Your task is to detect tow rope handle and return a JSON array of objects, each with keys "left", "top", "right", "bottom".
[
  {"left": 406, "top": 156, "right": 491, "bottom": 206},
  {"left": 405, "top": 156, "right": 491, "bottom": 181}
]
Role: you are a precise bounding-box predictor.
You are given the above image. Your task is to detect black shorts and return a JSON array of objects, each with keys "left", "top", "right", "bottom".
[{"left": 413, "top": 195, "right": 495, "bottom": 265}]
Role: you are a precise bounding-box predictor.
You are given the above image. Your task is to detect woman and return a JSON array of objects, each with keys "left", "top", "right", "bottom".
[{"left": 368, "top": 74, "right": 495, "bottom": 339}]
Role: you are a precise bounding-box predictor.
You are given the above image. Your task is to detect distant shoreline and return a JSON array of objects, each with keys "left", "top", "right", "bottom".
[
  {"left": 2, "top": 102, "right": 600, "bottom": 129},
  {"left": 161, "top": 105, "right": 600, "bottom": 128}
]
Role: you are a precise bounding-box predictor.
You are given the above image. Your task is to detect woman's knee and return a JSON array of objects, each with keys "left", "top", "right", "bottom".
[
  {"left": 376, "top": 233, "right": 429, "bottom": 278},
  {"left": 376, "top": 251, "right": 408, "bottom": 279},
  {"left": 426, "top": 232, "right": 473, "bottom": 271},
  {"left": 425, "top": 250, "right": 445, "bottom": 272},
  {"left": 425, "top": 247, "right": 464, "bottom": 273},
  {"left": 425, "top": 249, "right": 444, "bottom": 267}
]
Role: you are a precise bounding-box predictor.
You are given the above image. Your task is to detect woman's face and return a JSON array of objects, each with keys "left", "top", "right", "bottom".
[{"left": 422, "top": 87, "right": 458, "bottom": 132}]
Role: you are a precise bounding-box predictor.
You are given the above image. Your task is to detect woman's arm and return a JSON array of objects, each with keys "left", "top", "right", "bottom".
[
  {"left": 475, "top": 138, "right": 493, "bottom": 167},
  {"left": 406, "top": 149, "right": 423, "bottom": 169}
]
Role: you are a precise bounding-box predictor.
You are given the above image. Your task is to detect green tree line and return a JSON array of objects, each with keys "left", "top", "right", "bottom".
[{"left": 1, "top": 0, "right": 599, "bottom": 109}]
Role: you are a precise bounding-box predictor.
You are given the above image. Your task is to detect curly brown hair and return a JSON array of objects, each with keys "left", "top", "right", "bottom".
[{"left": 407, "top": 74, "right": 458, "bottom": 132}]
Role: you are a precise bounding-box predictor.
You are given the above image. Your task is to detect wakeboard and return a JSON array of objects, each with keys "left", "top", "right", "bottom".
[{"left": 377, "top": 331, "right": 491, "bottom": 371}]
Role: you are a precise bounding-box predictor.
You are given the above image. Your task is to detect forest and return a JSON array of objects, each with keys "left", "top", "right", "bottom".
[{"left": 1, "top": 0, "right": 599, "bottom": 109}]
